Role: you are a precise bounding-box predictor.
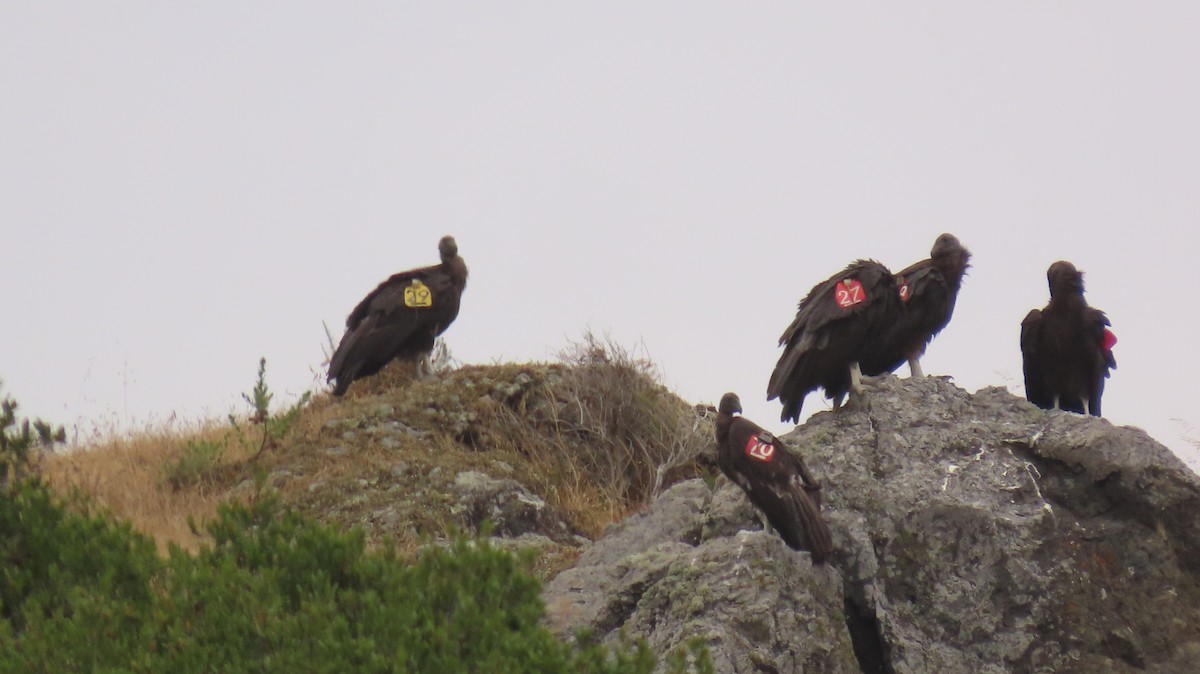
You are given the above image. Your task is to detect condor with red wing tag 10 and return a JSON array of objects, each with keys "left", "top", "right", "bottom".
[
  {"left": 714, "top": 392, "right": 833, "bottom": 563},
  {"left": 744, "top": 435, "right": 776, "bottom": 462}
]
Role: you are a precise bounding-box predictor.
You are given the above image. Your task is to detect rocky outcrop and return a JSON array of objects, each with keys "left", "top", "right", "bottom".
[
  {"left": 544, "top": 479, "right": 859, "bottom": 672},
  {"left": 542, "top": 376, "right": 1200, "bottom": 673},
  {"left": 450, "top": 470, "right": 578, "bottom": 544}
]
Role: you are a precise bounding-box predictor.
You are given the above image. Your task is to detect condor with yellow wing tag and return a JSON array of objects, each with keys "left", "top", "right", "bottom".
[{"left": 327, "top": 235, "right": 468, "bottom": 396}]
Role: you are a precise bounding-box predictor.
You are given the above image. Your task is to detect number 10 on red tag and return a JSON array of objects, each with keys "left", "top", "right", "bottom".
[
  {"left": 835, "top": 279, "right": 865, "bottom": 309},
  {"left": 745, "top": 437, "right": 775, "bottom": 462}
]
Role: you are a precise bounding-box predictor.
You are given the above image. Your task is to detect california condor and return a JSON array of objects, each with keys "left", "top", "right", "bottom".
[
  {"left": 767, "top": 260, "right": 902, "bottom": 423},
  {"left": 861, "top": 233, "right": 971, "bottom": 378},
  {"left": 714, "top": 392, "right": 833, "bottom": 563},
  {"left": 327, "top": 235, "right": 468, "bottom": 396},
  {"left": 1019, "top": 261, "right": 1116, "bottom": 416}
]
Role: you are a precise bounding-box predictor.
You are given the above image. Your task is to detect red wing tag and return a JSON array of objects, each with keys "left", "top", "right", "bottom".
[
  {"left": 834, "top": 278, "right": 866, "bottom": 309},
  {"left": 897, "top": 277, "right": 910, "bottom": 302},
  {"left": 1103, "top": 328, "right": 1117, "bottom": 353},
  {"left": 744, "top": 436, "right": 776, "bottom": 462}
]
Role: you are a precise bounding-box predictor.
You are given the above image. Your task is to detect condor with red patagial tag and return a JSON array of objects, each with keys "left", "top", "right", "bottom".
[
  {"left": 861, "top": 233, "right": 972, "bottom": 379},
  {"left": 1019, "top": 261, "right": 1116, "bottom": 416},
  {"left": 714, "top": 392, "right": 833, "bottom": 563},
  {"left": 328, "top": 236, "right": 468, "bottom": 396},
  {"left": 767, "top": 260, "right": 902, "bottom": 423}
]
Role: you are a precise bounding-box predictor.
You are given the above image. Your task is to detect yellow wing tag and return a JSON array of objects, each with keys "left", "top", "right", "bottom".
[{"left": 404, "top": 280, "right": 433, "bottom": 308}]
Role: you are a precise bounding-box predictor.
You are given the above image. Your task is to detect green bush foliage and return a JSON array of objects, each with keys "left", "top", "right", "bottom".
[
  {"left": 0, "top": 383, "right": 155, "bottom": 671},
  {"left": 0, "top": 480, "right": 161, "bottom": 671},
  {"left": 0, "top": 386, "right": 711, "bottom": 673},
  {"left": 0, "top": 380, "right": 64, "bottom": 486},
  {"left": 0, "top": 489, "right": 681, "bottom": 672},
  {"left": 151, "top": 498, "right": 605, "bottom": 673},
  {"left": 0, "top": 379, "right": 702, "bottom": 673}
]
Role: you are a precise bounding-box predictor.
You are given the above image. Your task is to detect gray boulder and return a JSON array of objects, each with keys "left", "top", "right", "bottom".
[
  {"left": 543, "top": 376, "right": 1200, "bottom": 673},
  {"left": 544, "top": 480, "right": 859, "bottom": 673},
  {"left": 450, "top": 470, "right": 576, "bottom": 543}
]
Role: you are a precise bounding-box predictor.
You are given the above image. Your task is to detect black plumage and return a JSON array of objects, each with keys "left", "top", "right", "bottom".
[
  {"left": 1020, "top": 261, "right": 1116, "bottom": 416},
  {"left": 861, "top": 233, "right": 971, "bottom": 379},
  {"left": 327, "top": 236, "right": 468, "bottom": 396},
  {"left": 714, "top": 392, "right": 832, "bottom": 563},
  {"left": 767, "top": 260, "right": 902, "bottom": 423}
]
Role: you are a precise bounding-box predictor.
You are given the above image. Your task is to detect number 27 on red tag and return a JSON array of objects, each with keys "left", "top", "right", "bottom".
[{"left": 834, "top": 279, "right": 866, "bottom": 308}]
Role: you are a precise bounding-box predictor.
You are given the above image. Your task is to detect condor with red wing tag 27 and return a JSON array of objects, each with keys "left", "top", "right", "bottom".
[{"left": 767, "top": 259, "right": 903, "bottom": 422}]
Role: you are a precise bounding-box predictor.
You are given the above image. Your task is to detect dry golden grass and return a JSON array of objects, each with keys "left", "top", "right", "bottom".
[
  {"left": 42, "top": 423, "right": 249, "bottom": 555},
  {"left": 39, "top": 337, "right": 713, "bottom": 562},
  {"left": 40, "top": 391, "right": 359, "bottom": 556},
  {"left": 483, "top": 335, "right": 713, "bottom": 536}
]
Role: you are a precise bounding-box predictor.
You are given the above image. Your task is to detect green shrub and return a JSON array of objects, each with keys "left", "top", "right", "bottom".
[
  {"left": 236, "top": 357, "right": 311, "bottom": 462},
  {"left": 150, "top": 497, "right": 662, "bottom": 673},
  {"left": 0, "top": 486, "right": 700, "bottom": 672},
  {"left": 0, "top": 380, "right": 64, "bottom": 487},
  {"left": 0, "top": 385, "right": 708, "bottom": 672},
  {"left": 0, "top": 477, "right": 161, "bottom": 673}
]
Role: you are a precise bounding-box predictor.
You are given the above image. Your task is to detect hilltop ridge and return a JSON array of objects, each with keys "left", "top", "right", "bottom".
[{"left": 43, "top": 351, "right": 1200, "bottom": 672}]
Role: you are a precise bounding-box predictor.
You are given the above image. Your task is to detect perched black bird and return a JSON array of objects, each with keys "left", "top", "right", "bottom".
[
  {"left": 327, "top": 236, "right": 468, "bottom": 396},
  {"left": 1020, "top": 261, "right": 1116, "bottom": 416},
  {"left": 714, "top": 392, "right": 832, "bottom": 563},
  {"left": 861, "top": 233, "right": 972, "bottom": 379},
  {"left": 767, "top": 260, "right": 903, "bottom": 423}
]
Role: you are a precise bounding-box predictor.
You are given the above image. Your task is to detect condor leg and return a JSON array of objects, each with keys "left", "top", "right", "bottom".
[
  {"left": 415, "top": 354, "right": 433, "bottom": 380},
  {"left": 850, "top": 362, "right": 865, "bottom": 396},
  {"left": 908, "top": 357, "right": 925, "bottom": 378}
]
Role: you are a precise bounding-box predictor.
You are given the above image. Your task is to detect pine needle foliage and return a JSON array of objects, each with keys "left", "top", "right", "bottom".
[
  {"left": 237, "top": 357, "right": 312, "bottom": 462},
  {"left": 242, "top": 357, "right": 274, "bottom": 424},
  {"left": 0, "top": 380, "right": 64, "bottom": 486}
]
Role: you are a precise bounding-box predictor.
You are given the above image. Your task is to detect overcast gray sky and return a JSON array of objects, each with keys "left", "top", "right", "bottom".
[{"left": 4, "top": 4, "right": 1198, "bottom": 471}]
